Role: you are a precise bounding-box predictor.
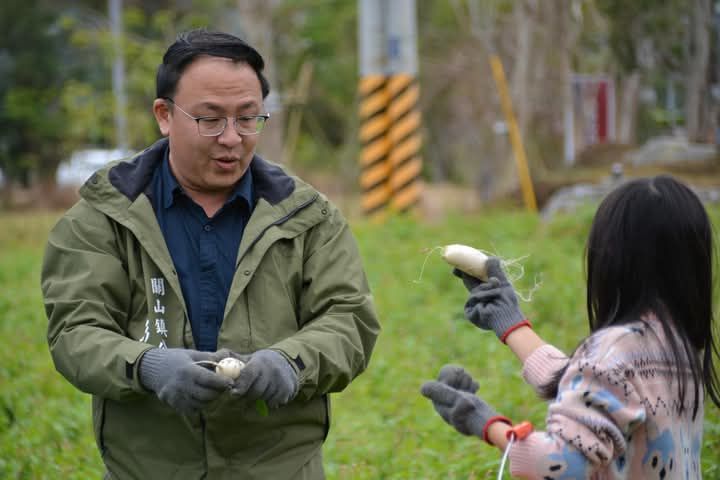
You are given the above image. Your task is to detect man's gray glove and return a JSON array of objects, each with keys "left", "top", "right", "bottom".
[
  {"left": 139, "top": 348, "right": 232, "bottom": 415},
  {"left": 220, "top": 349, "right": 299, "bottom": 409},
  {"left": 453, "top": 257, "right": 529, "bottom": 342},
  {"left": 420, "top": 365, "right": 511, "bottom": 444}
]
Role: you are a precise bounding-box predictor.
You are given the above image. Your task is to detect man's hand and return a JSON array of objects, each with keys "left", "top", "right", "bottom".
[
  {"left": 420, "top": 365, "right": 510, "bottom": 442},
  {"left": 139, "top": 348, "right": 232, "bottom": 415},
  {"left": 224, "top": 349, "right": 299, "bottom": 409},
  {"left": 454, "top": 257, "right": 528, "bottom": 341}
]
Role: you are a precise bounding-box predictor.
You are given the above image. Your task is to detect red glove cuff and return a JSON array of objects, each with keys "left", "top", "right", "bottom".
[
  {"left": 482, "top": 415, "right": 513, "bottom": 445},
  {"left": 500, "top": 319, "right": 532, "bottom": 343}
]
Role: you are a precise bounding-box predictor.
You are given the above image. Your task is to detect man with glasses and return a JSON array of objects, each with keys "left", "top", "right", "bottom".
[{"left": 41, "top": 29, "right": 380, "bottom": 479}]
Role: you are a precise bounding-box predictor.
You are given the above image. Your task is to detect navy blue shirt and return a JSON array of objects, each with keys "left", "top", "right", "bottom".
[{"left": 151, "top": 152, "right": 254, "bottom": 351}]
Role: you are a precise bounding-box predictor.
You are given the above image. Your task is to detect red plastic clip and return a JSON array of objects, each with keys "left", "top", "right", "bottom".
[{"left": 505, "top": 421, "right": 533, "bottom": 441}]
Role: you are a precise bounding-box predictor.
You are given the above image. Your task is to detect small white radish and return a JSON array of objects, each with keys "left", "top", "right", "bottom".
[
  {"left": 194, "top": 358, "right": 245, "bottom": 380},
  {"left": 215, "top": 357, "right": 245, "bottom": 379},
  {"left": 441, "top": 244, "right": 489, "bottom": 280}
]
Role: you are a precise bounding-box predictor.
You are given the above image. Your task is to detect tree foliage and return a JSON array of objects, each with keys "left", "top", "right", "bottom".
[
  {"left": 0, "top": 0, "right": 76, "bottom": 185},
  {"left": 0, "top": 0, "right": 232, "bottom": 187},
  {"left": 59, "top": 2, "right": 227, "bottom": 150},
  {"left": 596, "top": 0, "right": 690, "bottom": 73},
  {"left": 0, "top": 0, "right": 716, "bottom": 193}
]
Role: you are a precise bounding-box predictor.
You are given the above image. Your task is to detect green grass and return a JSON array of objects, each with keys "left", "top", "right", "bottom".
[{"left": 1, "top": 208, "right": 719, "bottom": 479}]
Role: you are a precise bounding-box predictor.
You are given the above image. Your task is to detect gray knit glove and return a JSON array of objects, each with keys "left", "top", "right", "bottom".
[
  {"left": 420, "top": 365, "right": 511, "bottom": 443},
  {"left": 454, "top": 257, "right": 528, "bottom": 341},
  {"left": 139, "top": 348, "right": 233, "bottom": 415},
  {"left": 222, "top": 349, "right": 299, "bottom": 409}
]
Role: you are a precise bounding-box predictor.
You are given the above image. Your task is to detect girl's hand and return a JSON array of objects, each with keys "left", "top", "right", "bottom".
[
  {"left": 455, "top": 257, "right": 528, "bottom": 342},
  {"left": 420, "top": 365, "right": 511, "bottom": 443}
]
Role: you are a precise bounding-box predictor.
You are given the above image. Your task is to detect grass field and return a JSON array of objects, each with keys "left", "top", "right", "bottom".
[{"left": 1, "top": 207, "right": 719, "bottom": 479}]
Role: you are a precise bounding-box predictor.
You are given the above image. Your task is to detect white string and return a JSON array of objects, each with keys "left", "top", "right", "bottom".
[{"left": 497, "top": 433, "right": 515, "bottom": 479}]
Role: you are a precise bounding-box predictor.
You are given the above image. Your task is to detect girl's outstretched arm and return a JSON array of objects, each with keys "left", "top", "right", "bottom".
[
  {"left": 507, "top": 325, "right": 570, "bottom": 394},
  {"left": 503, "top": 324, "right": 547, "bottom": 363},
  {"left": 455, "top": 257, "right": 570, "bottom": 389},
  {"left": 455, "top": 258, "right": 565, "bottom": 364},
  {"left": 486, "top": 420, "right": 511, "bottom": 451}
]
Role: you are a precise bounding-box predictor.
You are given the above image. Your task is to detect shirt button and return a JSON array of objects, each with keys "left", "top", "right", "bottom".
[
  {"left": 204, "top": 225, "right": 212, "bottom": 232},
  {"left": 244, "top": 270, "right": 251, "bottom": 276}
]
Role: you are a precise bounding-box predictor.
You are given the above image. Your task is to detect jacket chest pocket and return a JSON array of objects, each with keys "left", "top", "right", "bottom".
[{"left": 244, "top": 238, "right": 304, "bottom": 347}]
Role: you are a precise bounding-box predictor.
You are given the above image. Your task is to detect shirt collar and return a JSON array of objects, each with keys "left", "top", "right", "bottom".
[
  {"left": 161, "top": 149, "right": 254, "bottom": 210},
  {"left": 160, "top": 150, "right": 181, "bottom": 209}
]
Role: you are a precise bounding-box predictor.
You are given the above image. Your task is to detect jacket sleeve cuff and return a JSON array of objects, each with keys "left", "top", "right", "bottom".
[
  {"left": 268, "top": 346, "right": 309, "bottom": 385},
  {"left": 115, "top": 342, "right": 158, "bottom": 394}
]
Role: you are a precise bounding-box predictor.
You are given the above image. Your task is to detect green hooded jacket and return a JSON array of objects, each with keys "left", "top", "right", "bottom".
[{"left": 41, "top": 139, "right": 380, "bottom": 479}]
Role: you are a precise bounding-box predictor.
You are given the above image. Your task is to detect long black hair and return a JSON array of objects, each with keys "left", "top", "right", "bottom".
[{"left": 542, "top": 175, "right": 720, "bottom": 418}]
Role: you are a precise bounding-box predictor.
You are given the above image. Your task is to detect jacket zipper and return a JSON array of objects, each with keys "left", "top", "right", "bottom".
[{"left": 236, "top": 193, "right": 319, "bottom": 268}]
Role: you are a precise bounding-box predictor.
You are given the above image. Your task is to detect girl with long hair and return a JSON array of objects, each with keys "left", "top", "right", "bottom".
[{"left": 421, "top": 175, "right": 720, "bottom": 478}]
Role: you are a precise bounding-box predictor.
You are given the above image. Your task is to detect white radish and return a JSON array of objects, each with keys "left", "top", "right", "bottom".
[
  {"left": 441, "top": 244, "right": 489, "bottom": 280},
  {"left": 193, "top": 358, "right": 245, "bottom": 380},
  {"left": 215, "top": 357, "right": 245, "bottom": 379}
]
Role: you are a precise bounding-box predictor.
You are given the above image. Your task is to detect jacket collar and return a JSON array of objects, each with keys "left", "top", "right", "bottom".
[
  {"left": 79, "top": 138, "right": 322, "bottom": 281},
  {"left": 105, "top": 137, "right": 295, "bottom": 205},
  {"left": 157, "top": 148, "right": 254, "bottom": 210}
]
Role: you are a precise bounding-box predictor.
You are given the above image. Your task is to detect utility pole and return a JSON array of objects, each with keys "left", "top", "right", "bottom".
[
  {"left": 109, "top": 0, "right": 128, "bottom": 150},
  {"left": 358, "top": 0, "right": 422, "bottom": 218},
  {"left": 358, "top": 0, "right": 392, "bottom": 217},
  {"left": 385, "top": 0, "right": 422, "bottom": 214}
]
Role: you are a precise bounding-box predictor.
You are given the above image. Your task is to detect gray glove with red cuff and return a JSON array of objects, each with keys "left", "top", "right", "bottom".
[
  {"left": 454, "top": 257, "right": 530, "bottom": 342},
  {"left": 420, "top": 365, "right": 511, "bottom": 444}
]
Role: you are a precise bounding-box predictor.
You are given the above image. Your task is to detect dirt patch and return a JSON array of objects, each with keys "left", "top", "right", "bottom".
[{"left": 0, "top": 184, "right": 80, "bottom": 211}]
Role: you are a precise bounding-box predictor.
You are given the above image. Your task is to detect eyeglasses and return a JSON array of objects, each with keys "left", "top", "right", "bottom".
[{"left": 163, "top": 98, "right": 269, "bottom": 136}]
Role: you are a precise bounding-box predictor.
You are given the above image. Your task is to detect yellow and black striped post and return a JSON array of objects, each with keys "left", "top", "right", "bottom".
[
  {"left": 359, "top": 74, "right": 393, "bottom": 217},
  {"left": 386, "top": 73, "right": 422, "bottom": 213},
  {"left": 359, "top": 0, "right": 421, "bottom": 218}
]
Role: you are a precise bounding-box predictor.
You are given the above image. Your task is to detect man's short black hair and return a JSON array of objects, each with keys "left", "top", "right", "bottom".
[{"left": 156, "top": 29, "right": 270, "bottom": 100}]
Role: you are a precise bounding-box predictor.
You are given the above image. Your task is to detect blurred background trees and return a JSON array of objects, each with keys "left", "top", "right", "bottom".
[
  {"left": 0, "top": 0, "right": 76, "bottom": 188},
  {"left": 1, "top": 0, "right": 718, "bottom": 208}
]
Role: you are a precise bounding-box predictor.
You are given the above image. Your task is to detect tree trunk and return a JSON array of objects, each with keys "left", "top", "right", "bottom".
[
  {"left": 559, "top": 0, "right": 581, "bottom": 165},
  {"left": 686, "top": 0, "right": 711, "bottom": 142},
  {"left": 235, "top": 0, "right": 285, "bottom": 163},
  {"left": 510, "top": 0, "right": 536, "bottom": 136},
  {"left": 617, "top": 71, "right": 640, "bottom": 145}
]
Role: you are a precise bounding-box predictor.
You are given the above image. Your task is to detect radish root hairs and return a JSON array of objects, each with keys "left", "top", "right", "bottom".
[
  {"left": 414, "top": 245, "right": 542, "bottom": 302},
  {"left": 413, "top": 246, "right": 445, "bottom": 284}
]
